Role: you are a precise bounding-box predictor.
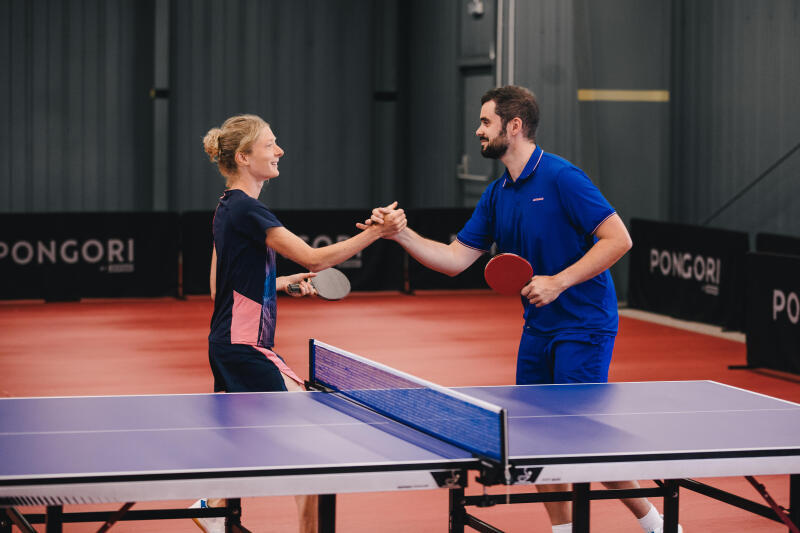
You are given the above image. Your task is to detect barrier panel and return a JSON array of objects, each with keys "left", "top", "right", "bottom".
[
  {"left": 0, "top": 213, "right": 179, "bottom": 300},
  {"left": 272, "top": 210, "right": 404, "bottom": 292},
  {"left": 745, "top": 252, "right": 800, "bottom": 375},
  {"left": 627, "top": 218, "right": 748, "bottom": 329},
  {"left": 179, "top": 209, "right": 405, "bottom": 295},
  {"left": 755, "top": 232, "right": 800, "bottom": 256},
  {"left": 180, "top": 211, "right": 214, "bottom": 295},
  {"left": 1, "top": 208, "right": 501, "bottom": 300},
  {"left": 180, "top": 208, "right": 492, "bottom": 295},
  {"left": 407, "top": 208, "right": 492, "bottom": 291}
]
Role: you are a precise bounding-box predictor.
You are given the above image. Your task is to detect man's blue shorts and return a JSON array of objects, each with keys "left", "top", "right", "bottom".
[
  {"left": 209, "top": 342, "right": 288, "bottom": 392},
  {"left": 516, "top": 328, "right": 616, "bottom": 385}
]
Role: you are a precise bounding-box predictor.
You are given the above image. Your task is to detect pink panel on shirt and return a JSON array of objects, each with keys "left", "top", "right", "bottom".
[
  {"left": 252, "top": 346, "right": 303, "bottom": 386},
  {"left": 231, "top": 290, "right": 261, "bottom": 344}
]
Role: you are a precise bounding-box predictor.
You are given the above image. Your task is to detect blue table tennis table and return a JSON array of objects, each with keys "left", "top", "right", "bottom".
[{"left": 2, "top": 339, "right": 799, "bottom": 533}]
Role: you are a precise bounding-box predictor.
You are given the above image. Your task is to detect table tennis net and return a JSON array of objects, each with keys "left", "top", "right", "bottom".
[{"left": 310, "top": 339, "right": 506, "bottom": 464}]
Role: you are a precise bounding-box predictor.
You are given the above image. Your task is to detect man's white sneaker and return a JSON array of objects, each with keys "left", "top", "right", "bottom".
[
  {"left": 190, "top": 499, "right": 225, "bottom": 533},
  {"left": 650, "top": 516, "right": 683, "bottom": 533}
]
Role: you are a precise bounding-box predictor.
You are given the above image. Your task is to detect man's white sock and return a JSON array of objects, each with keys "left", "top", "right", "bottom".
[
  {"left": 552, "top": 523, "right": 572, "bottom": 533},
  {"left": 638, "top": 504, "right": 663, "bottom": 532}
]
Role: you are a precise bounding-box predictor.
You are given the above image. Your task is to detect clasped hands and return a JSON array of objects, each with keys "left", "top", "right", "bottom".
[
  {"left": 357, "top": 202, "right": 566, "bottom": 308},
  {"left": 356, "top": 201, "right": 406, "bottom": 239}
]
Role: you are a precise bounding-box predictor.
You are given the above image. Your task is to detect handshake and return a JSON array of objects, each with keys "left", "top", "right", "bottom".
[{"left": 356, "top": 201, "right": 407, "bottom": 240}]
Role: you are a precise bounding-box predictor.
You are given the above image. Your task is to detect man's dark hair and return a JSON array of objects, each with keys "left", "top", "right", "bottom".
[{"left": 481, "top": 85, "right": 539, "bottom": 142}]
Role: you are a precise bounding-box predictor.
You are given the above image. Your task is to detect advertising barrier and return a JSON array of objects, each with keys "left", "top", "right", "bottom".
[
  {"left": 179, "top": 209, "right": 405, "bottom": 295},
  {"left": 272, "top": 210, "right": 404, "bottom": 292},
  {"left": 755, "top": 232, "right": 800, "bottom": 256},
  {"left": 407, "top": 208, "right": 491, "bottom": 291},
  {"left": 180, "top": 208, "right": 492, "bottom": 295},
  {"left": 627, "top": 218, "right": 748, "bottom": 329},
  {"left": 0, "top": 213, "right": 179, "bottom": 300},
  {"left": 180, "top": 211, "right": 215, "bottom": 295},
  {"left": 2, "top": 208, "right": 513, "bottom": 300},
  {"left": 745, "top": 252, "right": 800, "bottom": 375}
]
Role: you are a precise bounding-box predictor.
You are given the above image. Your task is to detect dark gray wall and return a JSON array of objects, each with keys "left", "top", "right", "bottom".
[
  {"left": 575, "top": 0, "right": 672, "bottom": 221},
  {"left": 1, "top": 0, "right": 798, "bottom": 253},
  {"left": 400, "top": 0, "right": 460, "bottom": 209},
  {"left": 672, "top": 0, "right": 800, "bottom": 237},
  {"left": 512, "top": 0, "right": 581, "bottom": 162},
  {"left": 505, "top": 0, "right": 672, "bottom": 297},
  {"left": 1, "top": 0, "right": 154, "bottom": 213},
  {"left": 169, "top": 0, "right": 378, "bottom": 211}
]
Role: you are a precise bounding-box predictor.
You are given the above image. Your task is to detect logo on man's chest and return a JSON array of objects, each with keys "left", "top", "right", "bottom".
[{"left": 531, "top": 197, "right": 545, "bottom": 202}]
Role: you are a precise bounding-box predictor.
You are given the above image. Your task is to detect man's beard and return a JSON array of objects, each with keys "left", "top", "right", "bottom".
[{"left": 480, "top": 132, "right": 509, "bottom": 159}]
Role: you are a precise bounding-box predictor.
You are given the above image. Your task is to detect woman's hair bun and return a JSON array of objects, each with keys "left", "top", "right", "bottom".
[{"left": 203, "top": 128, "right": 222, "bottom": 162}]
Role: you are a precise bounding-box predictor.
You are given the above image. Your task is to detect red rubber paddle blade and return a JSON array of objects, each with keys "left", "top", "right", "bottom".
[{"left": 484, "top": 253, "right": 533, "bottom": 296}]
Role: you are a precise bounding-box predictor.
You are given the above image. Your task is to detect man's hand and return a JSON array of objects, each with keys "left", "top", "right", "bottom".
[{"left": 521, "top": 275, "right": 567, "bottom": 307}]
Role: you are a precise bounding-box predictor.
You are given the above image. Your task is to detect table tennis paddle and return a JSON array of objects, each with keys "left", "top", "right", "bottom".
[
  {"left": 484, "top": 253, "right": 533, "bottom": 296},
  {"left": 288, "top": 267, "right": 351, "bottom": 301}
]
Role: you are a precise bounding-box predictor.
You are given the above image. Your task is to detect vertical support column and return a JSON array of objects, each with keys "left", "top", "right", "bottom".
[
  {"left": 371, "top": 0, "right": 399, "bottom": 208},
  {"left": 318, "top": 494, "right": 336, "bottom": 533},
  {"left": 151, "top": 0, "right": 170, "bottom": 211},
  {"left": 572, "top": 482, "right": 590, "bottom": 532},
  {"left": 662, "top": 479, "right": 680, "bottom": 533},
  {"left": 449, "top": 487, "right": 466, "bottom": 533},
  {"left": 45, "top": 505, "right": 63, "bottom": 533}
]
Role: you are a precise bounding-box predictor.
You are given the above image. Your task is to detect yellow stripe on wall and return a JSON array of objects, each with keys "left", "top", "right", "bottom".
[{"left": 577, "top": 89, "right": 670, "bottom": 102}]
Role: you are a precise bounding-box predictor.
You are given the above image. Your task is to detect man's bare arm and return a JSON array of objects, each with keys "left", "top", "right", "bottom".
[{"left": 392, "top": 228, "right": 483, "bottom": 277}]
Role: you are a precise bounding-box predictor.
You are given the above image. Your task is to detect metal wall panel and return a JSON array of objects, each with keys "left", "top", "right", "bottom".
[
  {"left": 509, "top": 0, "right": 672, "bottom": 299},
  {"left": 456, "top": 1, "right": 498, "bottom": 206},
  {"left": 401, "top": 0, "right": 460, "bottom": 208},
  {"left": 577, "top": 0, "right": 671, "bottom": 200},
  {"left": 3, "top": 0, "right": 797, "bottom": 243},
  {"left": 509, "top": 0, "right": 671, "bottom": 218},
  {"left": 673, "top": 0, "right": 800, "bottom": 237},
  {"left": 371, "top": 1, "right": 401, "bottom": 206},
  {"left": 0, "top": 0, "right": 154, "bottom": 214},
  {"left": 169, "top": 0, "right": 378, "bottom": 212},
  {"left": 511, "top": 0, "right": 580, "bottom": 163}
]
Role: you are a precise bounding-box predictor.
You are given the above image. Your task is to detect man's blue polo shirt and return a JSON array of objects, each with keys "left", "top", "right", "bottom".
[{"left": 457, "top": 145, "right": 619, "bottom": 336}]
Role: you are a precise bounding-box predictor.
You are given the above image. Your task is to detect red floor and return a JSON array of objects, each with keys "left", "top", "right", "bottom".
[{"left": 1, "top": 291, "right": 797, "bottom": 532}]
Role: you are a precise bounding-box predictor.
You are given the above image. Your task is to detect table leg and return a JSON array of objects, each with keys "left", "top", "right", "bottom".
[
  {"left": 662, "top": 480, "right": 680, "bottom": 533},
  {"left": 572, "top": 483, "right": 590, "bottom": 532},
  {"left": 318, "top": 494, "right": 336, "bottom": 533},
  {"left": 449, "top": 487, "right": 466, "bottom": 533},
  {"left": 225, "top": 498, "right": 253, "bottom": 533},
  {"left": 45, "top": 505, "right": 63, "bottom": 533}
]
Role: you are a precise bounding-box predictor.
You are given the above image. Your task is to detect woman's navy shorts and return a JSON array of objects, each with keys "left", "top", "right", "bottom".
[{"left": 208, "top": 342, "right": 289, "bottom": 392}]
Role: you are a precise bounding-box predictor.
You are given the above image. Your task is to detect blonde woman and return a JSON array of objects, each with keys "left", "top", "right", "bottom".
[{"left": 192, "top": 114, "right": 405, "bottom": 533}]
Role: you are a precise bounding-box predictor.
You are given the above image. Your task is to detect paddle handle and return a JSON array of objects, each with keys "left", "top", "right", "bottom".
[{"left": 287, "top": 283, "right": 302, "bottom": 294}]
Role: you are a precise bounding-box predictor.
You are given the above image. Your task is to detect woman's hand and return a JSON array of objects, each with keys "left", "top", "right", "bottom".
[{"left": 277, "top": 272, "right": 317, "bottom": 297}]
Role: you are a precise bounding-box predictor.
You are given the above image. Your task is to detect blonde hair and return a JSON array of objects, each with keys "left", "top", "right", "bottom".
[{"left": 203, "top": 114, "right": 269, "bottom": 185}]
